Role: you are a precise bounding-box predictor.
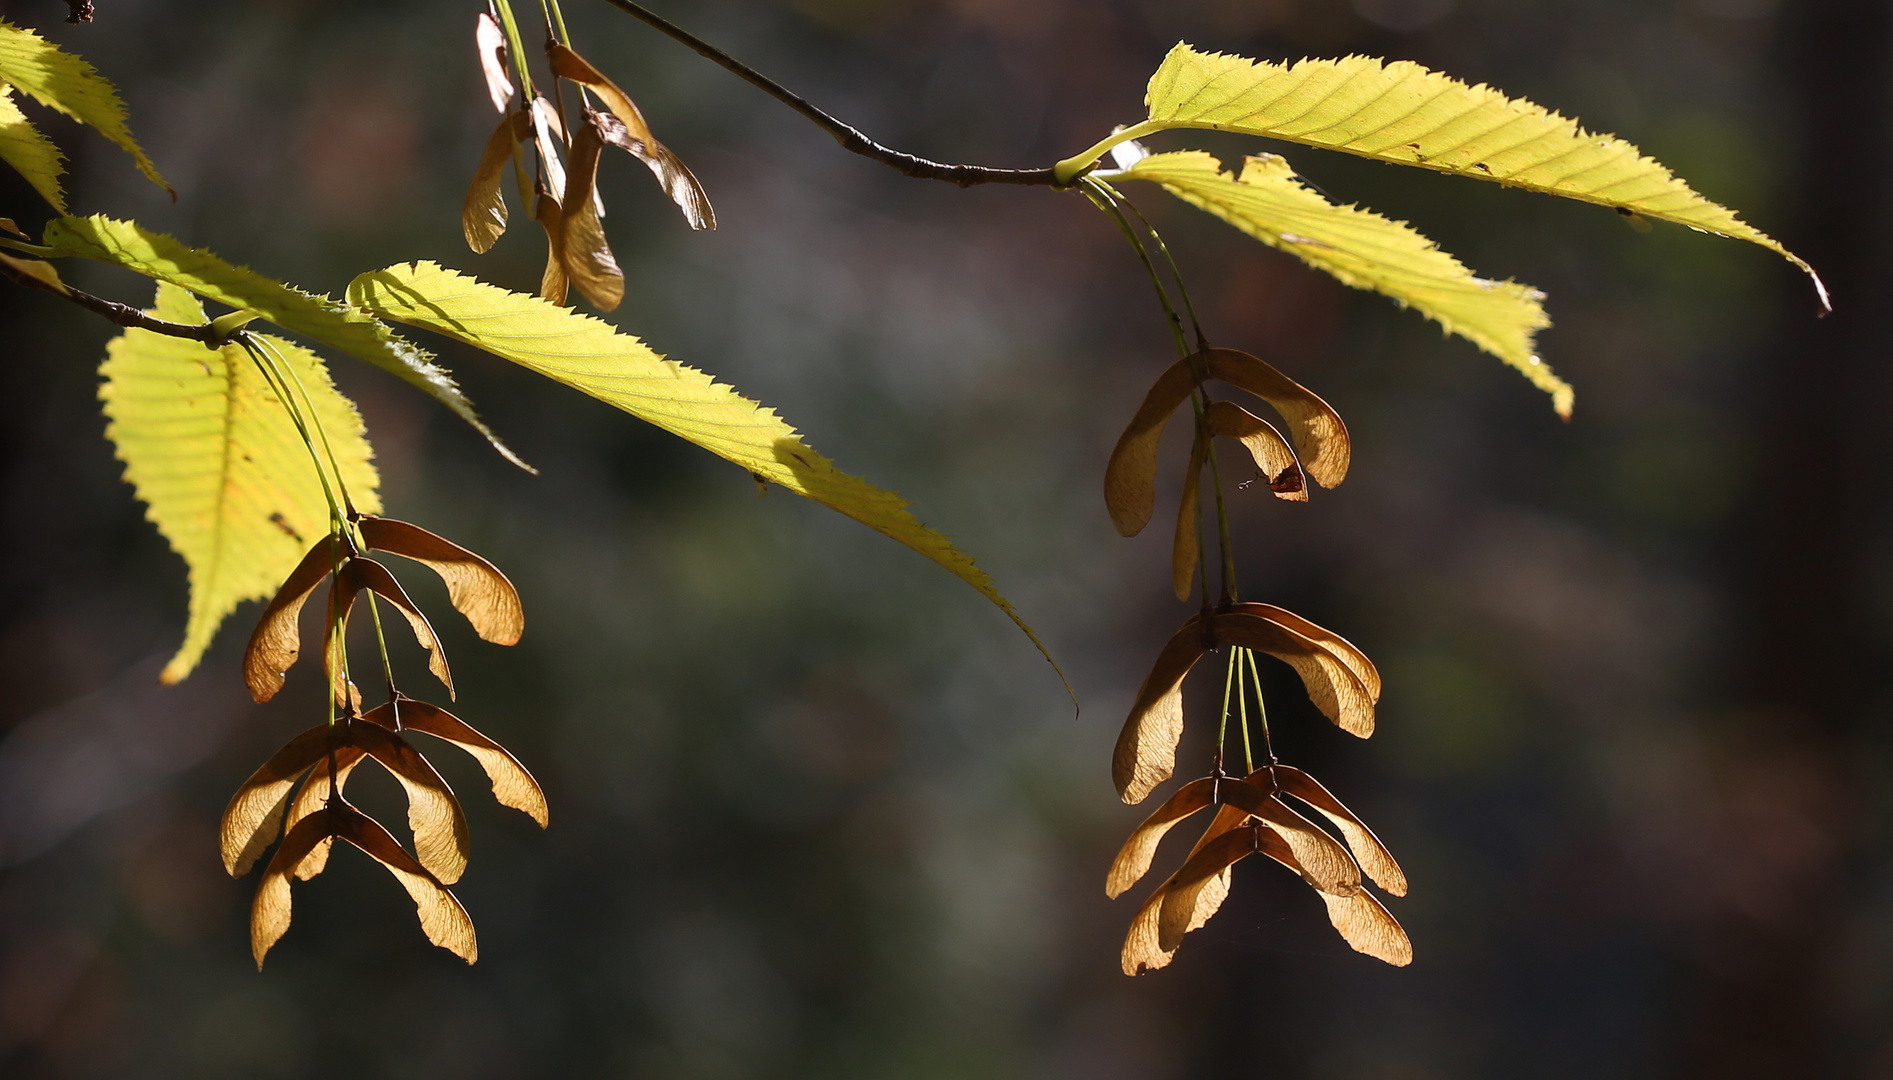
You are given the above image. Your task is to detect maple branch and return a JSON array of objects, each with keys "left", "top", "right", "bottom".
[
  {"left": 0, "top": 260, "right": 237, "bottom": 347},
  {"left": 597, "top": 0, "right": 1063, "bottom": 188}
]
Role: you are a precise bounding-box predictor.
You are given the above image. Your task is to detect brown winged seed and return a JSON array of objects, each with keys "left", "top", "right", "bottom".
[
  {"left": 242, "top": 521, "right": 523, "bottom": 703},
  {"left": 1114, "top": 768, "right": 1411, "bottom": 973},
  {"left": 547, "top": 42, "right": 715, "bottom": 230},
  {"left": 251, "top": 801, "right": 476, "bottom": 968},
  {"left": 464, "top": 110, "right": 532, "bottom": 254},
  {"left": 559, "top": 108, "right": 625, "bottom": 311},
  {"left": 1104, "top": 349, "right": 1350, "bottom": 537},
  {"left": 1114, "top": 604, "right": 1380, "bottom": 803}
]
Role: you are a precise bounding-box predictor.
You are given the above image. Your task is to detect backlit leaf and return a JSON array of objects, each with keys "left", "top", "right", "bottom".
[
  {"left": 0, "top": 85, "right": 63, "bottom": 211},
  {"left": 1075, "top": 44, "right": 1823, "bottom": 307},
  {"left": 100, "top": 284, "right": 379, "bottom": 686},
  {"left": 1113, "top": 151, "right": 1568, "bottom": 414},
  {"left": 45, "top": 215, "right": 528, "bottom": 470},
  {"left": 0, "top": 19, "right": 169, "bottom": 195},
  {"left": 348, "top": 262, "right": 1067, "bottom": 693}
]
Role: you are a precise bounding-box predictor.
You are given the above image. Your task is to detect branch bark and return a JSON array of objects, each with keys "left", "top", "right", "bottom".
[
  {"left": 0, "top": 256, "right": 238, "bottom": 347},
  {"left": 596, "top": 0, "right": 1063, "bottom": 188}
]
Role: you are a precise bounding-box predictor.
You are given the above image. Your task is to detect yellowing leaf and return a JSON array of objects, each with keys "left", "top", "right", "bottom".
[
  {"left": 1065, "top": 45, "right": 1822, "bottom": 306},
  {"left": 1109, "top": 152, "right": 1568, "bottom": 415},
  {"left": 347, "top": 261, "right": 1068, "bottom": 694},
  {"left": 0, "top": 20, "right": 168, "bottom": 195},
  {"left": 42, "top": 215, "right": 528, "bottom": 470},
  {"left": 0, "top": 85, "right": 63, "bottom": 210},
  {"left": 100, "top": 283, "right": 381, "bottom": 684}
]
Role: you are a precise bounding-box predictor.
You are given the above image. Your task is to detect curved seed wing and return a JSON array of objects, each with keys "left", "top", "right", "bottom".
[
  {"left": 1202, "top": 400, "right": 1304, "bottom": 501},
  {"left": 366, "top": 699, "right": 548, "bottom": 827},
  {"left": 474, "top": 12, "right": 514, "bottom": 114},
  {"left": 1220, "top": 783, "right": 1361, "bottom": 895},
  {"left": 560, "top": 109, "right": 623, "bottom": 311},
  {"left": 1114, "top": 613, "right": 1212, "bottom": 803},
  {"left": 1232, "top": 602, "right": 1379, "bottom": 702},
  {"left": 221, "top": 722, "right": 328, "bottom": 876},
  {"left": 359, "top": 516, "right": 523, "bottom": 645},
  {"left": 1120, "top": 884, "right": 1173, "bottom": 976},
  {"left": 1213, "top": 610, "right": 1375, "bottom": 737},
  {"left": 1107, "top": 776, "right": 1215, "bottom": 897},
  {"left": 1205, "top": 349, "right": 1348, "bottom": 487},
  {"left": 533, "top": 191, "right": 569, "bottom": 307},
  {"left": 349, "top": 558, "right": 454, "bottom": 699},
  {"left": 1102, "top": 359, "right": 1196, "bottom": 536},
  {"left": 464, "top": 111, "right": 530, "bottom": 254},
  {"left": 251, "top": 807, "right": 333, "bottom": 969},
  {"left": 548, "top": 43, "right": 715, "bottom": 231},
  {"left": 1172, "top": 429, "right": 1208, "bottom": 601},
  {"left": 1274, "top": 765, "right": 1406, "bottom": 896},
  {"left": 283, "top": 746, "right": 366, "bottom": 882},
  {"left": 334, "top": 805, "right": 477, "bottom": 963},
  {"left": 1157, "top": 824, "right": 1258, "bottom": 951},
  {"left": 1179, "top": 802, "right": 1252, "bottom": 934},
  {"left": 1318, "top": 887, "right": 1412, "bottom": 966},
  {"left": 352, "top": 724, "right": 471, "bottom": 885},
  {"left": 242, "top": 539, "right": 341, "bottom": 703}
]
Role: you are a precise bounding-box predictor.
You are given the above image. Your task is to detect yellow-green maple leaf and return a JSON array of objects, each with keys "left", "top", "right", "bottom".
[
  {"left": 1060, "top": 45, "right": 1823, "bottom": 307},
  {"left": 0, "top": 85, "right": 63, "bottom": 211},
  {"left": 347, "top": 261, "right": 1068, "bottom": 694},
  {"left": 1107, "top": 150, "right": 1566, "bottom": 414},
  {"left": 41, "top": 215, "right": 526, "bottom": 469},
  {"left": 0, "top": 19, "right": 167, "bottom": 196},
  {"left": 101, "top": 283, "right": 380, "bottom": 683}
]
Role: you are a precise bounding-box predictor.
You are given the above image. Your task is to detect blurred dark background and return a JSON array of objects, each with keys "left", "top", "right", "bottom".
[{"left": 0, "top": 0, "right": 1885, "bottom": 1076}]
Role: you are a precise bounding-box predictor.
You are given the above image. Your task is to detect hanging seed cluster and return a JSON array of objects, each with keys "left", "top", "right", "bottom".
[
  {"left": 227, "top": 515, "right": 545, "bottom": 968},
  {"left": 463, "top": 4, "right": 714, "bottom": 313},
  {"left": 1102, "top": 345, "right": 1410, "bottom": 974}
]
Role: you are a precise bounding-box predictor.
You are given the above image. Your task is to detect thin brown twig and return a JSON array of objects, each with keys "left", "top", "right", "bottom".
[
  {"left": 0, "top": 259, "right": 240, "bottom": 347},
  {"left": 596, "top": 0, "right": 1063, "bottom": 188},
  {"left": 65, "top": 1, "right": 95, "bottom": 24}
]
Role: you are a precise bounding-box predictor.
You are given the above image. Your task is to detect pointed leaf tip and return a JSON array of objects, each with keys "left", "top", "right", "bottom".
[{"left": 1139, "top": 44, "right": 1820, "bottom": 321}]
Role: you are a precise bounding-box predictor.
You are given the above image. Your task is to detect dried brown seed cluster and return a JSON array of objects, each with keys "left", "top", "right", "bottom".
[
  {"left": 225, "top": 516, "right": 544, "bottom": 968},
  {"left": 1105, "top": 348, "right": 1408, "bottom": 972},
  {"left": 462, "top": 16, "right": 714, "bottom": 311},
  {"left": 1112, "top": 766, "right": 1409, "bottom": 973}
]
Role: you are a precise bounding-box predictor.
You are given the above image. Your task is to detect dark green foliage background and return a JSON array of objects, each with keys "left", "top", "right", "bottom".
[{"left": 0, "top": 0, "right": 1880, "bottom": 1076}]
